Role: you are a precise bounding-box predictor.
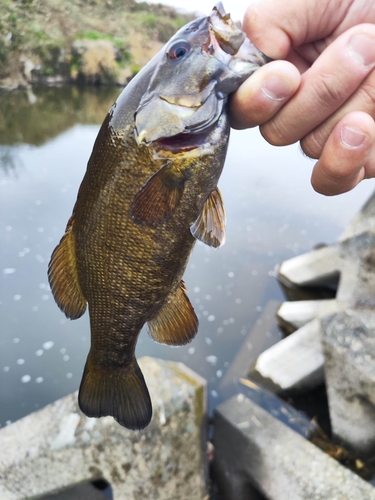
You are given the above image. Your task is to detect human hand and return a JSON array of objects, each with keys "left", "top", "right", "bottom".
[{"left": 230, "top": 0, "right": 375, "bottom": 195}]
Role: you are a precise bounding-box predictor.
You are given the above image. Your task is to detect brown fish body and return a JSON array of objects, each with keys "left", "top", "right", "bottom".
[
  {"left": 48, "top": 3, "right": 269, "bottom": 429},
  {"left": 74, "top": 95, "right": 229, "bottom": 360}
]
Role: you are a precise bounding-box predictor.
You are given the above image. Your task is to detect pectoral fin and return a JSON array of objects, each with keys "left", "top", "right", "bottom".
[
  {"left": 147, "top": 281, "right": 198, "bottom": 346},
  {"left": 190, "top": 187, "right": 226, "bottom": 248},
  {"left": 131, "top": 163, "right": 185, "bottom": 227},
  {"left": 48, "top": 215, "right": 87, "bottom": 320}
]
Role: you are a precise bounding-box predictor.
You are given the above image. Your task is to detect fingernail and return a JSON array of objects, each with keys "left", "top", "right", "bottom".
[
  {"left": 347, "top": 34, "right": 375, "bottom": 67},
  {"left": 262, "top": 76, "right": 292, "bottom": 101},
  {"left": 340, "top": 126, "right": 366, "bottom": 149}
]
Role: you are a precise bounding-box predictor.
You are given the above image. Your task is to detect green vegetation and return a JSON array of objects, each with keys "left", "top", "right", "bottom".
[{"left": 0, "top": 0, "right": 194, "bottom": 88}]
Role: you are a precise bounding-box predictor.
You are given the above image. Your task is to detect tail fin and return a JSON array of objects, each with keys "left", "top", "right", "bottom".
[{"left": 78, "top": 354, "right": 152, "bottom": 430}]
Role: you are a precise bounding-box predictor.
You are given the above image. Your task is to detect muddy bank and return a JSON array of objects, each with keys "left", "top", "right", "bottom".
[{"left": 0, "top": 0, "right": 193, "bottom": 90}]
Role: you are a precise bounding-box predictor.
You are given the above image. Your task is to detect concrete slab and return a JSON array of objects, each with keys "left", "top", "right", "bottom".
[
  {"left": 340, "top": 189, "right": 375, "bottom": 241},
  {"left": 213, "top": 394, "right": 375, "bottom": 500},
  {"left": 322, "top": 310, "right": 375, "bottom": 458},
  {"left": 277, "top": 299, "right": 348, "bottom": 331},
  {"left": 0, "top": 357, "right": 207, "bottom": 500},
  {"left": 253, "top": 319, "right": 325, "bottom": 393},
  {"left": 278, "top": 231, "right": 375, "bottom": 308}
]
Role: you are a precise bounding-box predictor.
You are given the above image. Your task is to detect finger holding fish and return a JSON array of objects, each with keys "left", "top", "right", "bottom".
[{"left": 229, "top": 60, "right": 301, "bottom": 129}]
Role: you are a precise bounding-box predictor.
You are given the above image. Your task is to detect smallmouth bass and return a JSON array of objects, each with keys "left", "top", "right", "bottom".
[{"left": 48, "top": 3, "right": 269, "bottom": 430}]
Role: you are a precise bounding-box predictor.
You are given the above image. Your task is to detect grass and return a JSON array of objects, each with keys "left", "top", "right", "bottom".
[{"left": 0, "top": 0, "right": 194, "bottom": 87}]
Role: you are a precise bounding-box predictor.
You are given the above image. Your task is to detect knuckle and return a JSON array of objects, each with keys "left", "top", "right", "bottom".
[
  {"left": 359, "top": 78, "right": 375, "bottom": 109},
  {"left": 260, "top": 119, "right": 293, "bottom": 146},
  {"left": 312, "top": 73, "right": 347, "bottom": 109},
  {"left": 319, "top": 156, "right": 357, "bottom": 181},
  {"left": 300, "top": 129, "right": 325, "bottom": 159}
]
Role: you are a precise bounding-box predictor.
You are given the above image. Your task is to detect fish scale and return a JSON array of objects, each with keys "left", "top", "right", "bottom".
[{"left": 48, "top": 3, "right": 270, "bottom": 430}]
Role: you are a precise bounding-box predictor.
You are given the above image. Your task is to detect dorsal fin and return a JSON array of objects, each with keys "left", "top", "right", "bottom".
[
  {"left": 48, "top": 215, "right": 87, "bottom": 320},
  {"left": 190, "top": 187, "right": 226, "bottom": 248},
  {"left": 147, "top": 281, "right": 198, "bottom": 346},
  {"left": 130, "top": 163, "right": 185, "bottom": 227}
]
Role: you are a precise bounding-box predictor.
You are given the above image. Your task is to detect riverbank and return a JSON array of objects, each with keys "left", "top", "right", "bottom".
[{"left": 0, "top": 0, "right": 193, "bottom": 90}]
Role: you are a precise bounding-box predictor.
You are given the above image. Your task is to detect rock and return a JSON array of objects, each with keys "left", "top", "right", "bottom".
[
  {"left": 213, "top": 394, "right": 375, "bottom": 500},
  {"left": 340, "top": 190, "right": 375, "bottom": 241},
  {"left": 277, "top": 298, "right": 348, "bottom": 331},
  {"left": 252, "top": 319, "right": 325, "bottom": 393},
  {"left": 322, "top": 310, "right": 375, "bottom": 458},
  {"left": 0, "top": 357, "right": 207, "bottom": 500},
  {"left": 278, "top": 231, "right": 375, "bottom": 308}
]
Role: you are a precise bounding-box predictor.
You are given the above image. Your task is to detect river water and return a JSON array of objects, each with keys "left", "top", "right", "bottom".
[{"left": 1, "top": 86, "right": 374, "bottom": 427}]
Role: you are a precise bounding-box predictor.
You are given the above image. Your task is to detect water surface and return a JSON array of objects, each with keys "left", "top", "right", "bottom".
[{"left": 1, "top": 86, "right": 374, "bottom": 426}]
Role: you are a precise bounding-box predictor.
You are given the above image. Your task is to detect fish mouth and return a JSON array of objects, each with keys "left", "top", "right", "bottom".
[{"left": 152, "top": 129, "right": 212, "bottom": 154}]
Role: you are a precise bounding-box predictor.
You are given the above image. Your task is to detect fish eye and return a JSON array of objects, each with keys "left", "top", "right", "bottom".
[{"left": 167, "top": 40, "right": 191, "bottom": 61}]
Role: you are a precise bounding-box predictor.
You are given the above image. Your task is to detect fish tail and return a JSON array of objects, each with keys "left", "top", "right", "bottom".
[{"left": 78, "top": 353, "right": 152, "bottom": 430}]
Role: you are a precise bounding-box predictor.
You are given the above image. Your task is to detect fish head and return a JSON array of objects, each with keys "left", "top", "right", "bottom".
[{"left": 135, "top": 2, "right": 270, "bottom": 152}]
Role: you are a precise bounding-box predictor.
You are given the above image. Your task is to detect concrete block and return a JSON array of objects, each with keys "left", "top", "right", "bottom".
[
  {"left": 322, "top": 310, "right": 375, "bottom": 458},
  {"left": 340, "top": 189, "right": 375, "bottom": 241},
  {"left": 213, "top": 394, "right": 375, "bottom": 500},
  {"left": 277, "top": 299, "right": 348, "bottom": 331},
  {"left": 0, "top": 357, "right": 207, "bottom": 500},
  {"left": 278, "top": 231, "right": 375, "bottom": 308},
  {"left": 253, "top": 319, "right": 325, "bottom": 393}
]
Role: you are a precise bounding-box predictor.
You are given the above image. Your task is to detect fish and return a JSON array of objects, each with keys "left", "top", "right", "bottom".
[{"left": 48, "top": 2, "right": 270, "bottom": 430}]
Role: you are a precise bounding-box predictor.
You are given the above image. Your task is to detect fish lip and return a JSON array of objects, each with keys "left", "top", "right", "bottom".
[
  {"left": 205, "top": 3, "right": 244, "bottom": 57},
  {"left": 204, "top": 3, "right": 270, "bottom": 69}
]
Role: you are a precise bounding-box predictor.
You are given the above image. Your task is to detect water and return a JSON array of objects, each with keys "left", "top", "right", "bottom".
[{"left": 1, "top": 86, "right": 374, "bottom": 427}]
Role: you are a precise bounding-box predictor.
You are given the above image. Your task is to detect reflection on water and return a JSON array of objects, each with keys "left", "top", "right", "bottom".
[
  {"left": 1, "top": 87, "right": 374, "bottom": 427},
  {"left": 0, "top": 86, "right": 119, "bottom": 147}
]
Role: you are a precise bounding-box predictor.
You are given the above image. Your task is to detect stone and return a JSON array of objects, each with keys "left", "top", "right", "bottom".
[
  {"left": 278, "top": 231, "right": 375, "bottom": 307},
  {"left": 322, "top": 310, "right": 375, "bottom": 458},
  {"left": 340, "top": 190, "right": 375, "bottom": 241},
  {"left": 213, "top": 394, "right": 375, "bottom": 500},
  {"left": 0, "top": 357, "right": 207, "bottom": 500},
  {"left": 277, "top": 298, "right": 348, "bottom": 331},
  {"left": 253, "top": 319, "right": 325, "bottom": 393}
]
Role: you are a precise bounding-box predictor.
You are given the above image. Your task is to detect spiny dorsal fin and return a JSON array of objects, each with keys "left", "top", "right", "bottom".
[
  {"left": 78, "top": 354, "right": 152, "bottom": 430},
  {"left": 190, "top": 187, "right": 226, "bottom": 248},
  {"left": 130, "top": 163, "right": 185, "bottom": 227},
  {"left": 48, "top": 216, "right": 87, "bottom": 320},
  {"left": 147, "top": 281, "right": 198, "bottom": 346}
]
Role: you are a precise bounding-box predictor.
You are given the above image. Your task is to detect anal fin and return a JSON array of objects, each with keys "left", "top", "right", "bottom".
[
  {"left": 190, "top": 187, "right": 226, "bottom": 248},
  {"left": 130, "top": 163, "right": 185, "bottom": 227},
  {"left": 48, "top": 215, "right": 87, "bottom": 320},
  {"left": 78, "top": 354, "right": 152, "bottom": 430},
  {"left": 147, "top": 281, "right": 198, "bottom": 346}
]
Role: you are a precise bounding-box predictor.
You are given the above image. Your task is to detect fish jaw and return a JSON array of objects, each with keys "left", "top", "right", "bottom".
[{"left": 134, "top": 2, "right": 270, "bottom": 150}]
